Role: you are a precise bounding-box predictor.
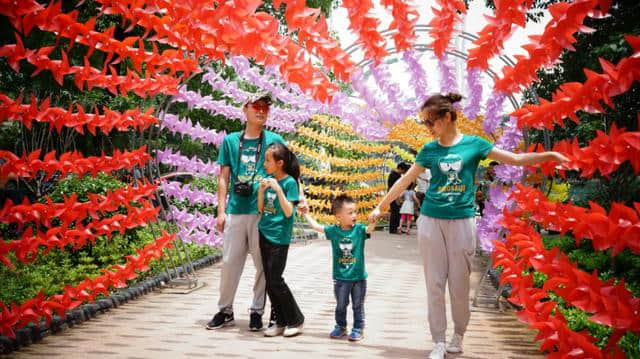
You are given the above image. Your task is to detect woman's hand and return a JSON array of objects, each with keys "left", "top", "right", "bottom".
[
  {"left": 549, "top": 151, "right": 570, "bottom": 163},
  {"left": 368, "top": 207, "right": 382, "bottom": 224}
]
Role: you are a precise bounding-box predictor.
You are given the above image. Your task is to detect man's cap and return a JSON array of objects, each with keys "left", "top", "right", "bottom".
[{"left": 243, "top": 91, "right": 272, "bottom": 107}]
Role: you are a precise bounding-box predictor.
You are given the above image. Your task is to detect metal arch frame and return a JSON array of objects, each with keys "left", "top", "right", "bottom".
[{"left": 342, "top": 24, "right": 521, "bottom": 111}]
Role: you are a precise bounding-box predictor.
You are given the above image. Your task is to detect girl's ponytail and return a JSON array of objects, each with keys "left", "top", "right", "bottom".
[
  {"left": 286, "top": 149, "right": 301, "bottom": 183},
  {"left": 267, "top": 142, "right": 301, "bottom": 182}
]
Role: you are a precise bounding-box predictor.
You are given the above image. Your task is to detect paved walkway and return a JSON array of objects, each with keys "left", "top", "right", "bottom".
[{"left": 11, "top": 232, "right": 542, "bottom": 358}]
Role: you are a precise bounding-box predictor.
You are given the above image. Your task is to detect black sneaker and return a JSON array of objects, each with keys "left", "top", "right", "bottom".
[
  {"left": 206, "top": 312, "right": 234, "bottom": 330},
  {"left": 249, "top": 313, "right": 263, "bottom": 332}
]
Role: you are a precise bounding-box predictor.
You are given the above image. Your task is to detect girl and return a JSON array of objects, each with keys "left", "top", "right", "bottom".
[
  {"left": 257, "top": 143, "right": 305, "bottom": 337},
  {"left": 398, "top": 183, "right": 419, "bottom": 235},
  {"left": 368, "top": 93, "right": 568, "bottom": 359}
]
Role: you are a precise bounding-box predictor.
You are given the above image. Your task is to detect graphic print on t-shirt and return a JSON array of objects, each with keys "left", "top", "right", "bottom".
[
  {"left": 437, "top": 153, "right": 466, "bottom": 202},
  {"left": 338, "top": 238, "right": 355, "bottom": 268},
  {"left": 238, "top": 145, "right": 264, "bottom": 182},
  {"left": 264, "top": 192, "right": 277, "bottom": 214}
]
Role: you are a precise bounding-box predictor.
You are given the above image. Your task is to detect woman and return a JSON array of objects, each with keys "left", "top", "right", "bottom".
[{"left": 368, "top": 93, "right": 568, "bottom": 359}]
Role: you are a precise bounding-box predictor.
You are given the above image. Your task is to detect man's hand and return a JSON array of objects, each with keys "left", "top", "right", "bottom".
[{"left": 216, "top": 213, "right": 227, "bottom": 233}]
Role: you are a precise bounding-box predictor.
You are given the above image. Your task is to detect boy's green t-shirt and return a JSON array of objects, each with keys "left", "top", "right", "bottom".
[
  {"left": 258, "top": 176, "right": 299, "bottom": 246},
  {"left": 415, "top": 135, "right": 493, "bottom": 219},
  {"left": 216, "top": 131, "right": 285, "bottom": 215},
  {"left": 324, "top": 223, "right": 370, "bottom": 281}
]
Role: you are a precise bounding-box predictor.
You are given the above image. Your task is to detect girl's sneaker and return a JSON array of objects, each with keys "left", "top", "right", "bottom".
[
  {"left": 283, "top": 323, "right": 303, "bottom": 337},
  {"left": 329, "top": 326, "right": 347, "bottom": 339},
  {"left": 348, "top": 328, "right": 364, "bottom": 341},
  {"left": 264, "top": 324, "right": 285, "bottom": 337}
]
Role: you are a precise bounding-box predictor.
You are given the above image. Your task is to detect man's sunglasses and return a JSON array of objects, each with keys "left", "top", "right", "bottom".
[{"left": 250, "top": 102, "right": 270, "bottom": 113}]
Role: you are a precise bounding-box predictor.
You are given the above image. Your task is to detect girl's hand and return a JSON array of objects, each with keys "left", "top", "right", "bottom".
[
  {"left": 263, "top": 178, "right": 279, "bottom": 189},
  {"left": 259, "top": 180, "right": 267, "bottom": 190}
]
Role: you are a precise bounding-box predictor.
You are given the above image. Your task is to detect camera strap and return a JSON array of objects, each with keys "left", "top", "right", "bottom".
[{"left": 236, "top": 130, "right": 264, "bottom": 184}]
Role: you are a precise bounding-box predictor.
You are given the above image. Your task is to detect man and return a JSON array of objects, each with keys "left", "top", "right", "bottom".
[
  {"left": 206, "top": 92, "right": 285, "bottom": 331},
  {"left": 415, "top": 168, "right": 431, "bottom": 208},
  {"left": 387, "top": 162, "right": 410, "bottom": 234},
  {"left": 477, "top": 161, "right": 498, "bottom": 216}
]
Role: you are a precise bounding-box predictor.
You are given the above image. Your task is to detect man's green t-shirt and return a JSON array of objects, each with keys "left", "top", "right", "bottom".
[
  {"left": 324, "top": 223, "right": 370, "bottom": 281},
  {"left": 216, "top": 131, "right": 285, "bottom": 214},
  {"left": 415, "top": 135, "right": 493, "bottom": 219},
  {"left": 258, "top": 175, "right": 299, "bottom": 245}
]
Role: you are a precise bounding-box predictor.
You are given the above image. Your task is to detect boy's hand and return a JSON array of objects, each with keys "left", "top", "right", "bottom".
[
  {"left": 298, "top": 199, "right": 309, "bottom": 214},
  {"left": 368, "top": 207, "right": 382, "bottom": 223}
]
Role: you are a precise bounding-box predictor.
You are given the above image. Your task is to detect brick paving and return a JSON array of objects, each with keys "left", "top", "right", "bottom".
[{"left": 9, "top": 232, "right": 542, "bottom": 359}]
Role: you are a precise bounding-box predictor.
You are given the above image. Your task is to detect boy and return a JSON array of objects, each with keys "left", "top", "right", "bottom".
[{"left": 301, "top": 194, "right": 375, "bottom": 341}]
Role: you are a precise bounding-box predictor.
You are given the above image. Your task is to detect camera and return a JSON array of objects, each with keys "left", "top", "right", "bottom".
[{"left": 234, "top": 181, "right": 253, "bottom": 197}]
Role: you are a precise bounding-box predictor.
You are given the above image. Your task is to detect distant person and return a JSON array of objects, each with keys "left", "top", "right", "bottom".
[
  {"left": 398, "top": 183, "right": 419, "bottom": 235},
  {"left": 387, "top": 162, "right": 410, "bottom": 234}
]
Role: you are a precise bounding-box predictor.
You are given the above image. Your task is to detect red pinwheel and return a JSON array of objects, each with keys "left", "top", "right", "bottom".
[
  {"left": 428, "top": 0, "right": 467, "bottom": 59},
  {"left": 495, "top": 0, "right": 602, "bottom": 95}
]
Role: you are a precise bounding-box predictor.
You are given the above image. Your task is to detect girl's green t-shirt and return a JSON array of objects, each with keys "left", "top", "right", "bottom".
[{"left": 258, "top": 175, "right": 299, "bottom": 245}]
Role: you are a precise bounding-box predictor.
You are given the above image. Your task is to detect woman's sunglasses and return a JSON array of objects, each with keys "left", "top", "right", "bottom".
[{"left": 419, "top": 111, "right": 438, "bottom": 127}]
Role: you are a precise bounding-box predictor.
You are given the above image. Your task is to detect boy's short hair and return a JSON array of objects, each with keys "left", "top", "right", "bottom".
[{"left": 331, "top": 194, "right": 355, "bottom": 215}]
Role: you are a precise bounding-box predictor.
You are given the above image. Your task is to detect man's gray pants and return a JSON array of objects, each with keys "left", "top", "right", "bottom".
[{"left": 218, "top": 214, "right": 265, "bottom": 315}]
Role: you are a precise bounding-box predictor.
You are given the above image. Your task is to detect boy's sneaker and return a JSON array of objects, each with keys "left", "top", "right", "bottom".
[
  {"left": 329, "top": 326, "right": 347, "bottom": 339},
  {"left": 205, "top": 312, "right": 234, "bottom": 330},
  {"left": 249, "top": 313, "right": 263, "bottom": 331},
  {"left": 429, "top": 342, "right": 446, "bottom": 359},
  {"left": 446, "top": 333, "right": 463, "bottom": 353},
  {"left": 348, "top": 328, "right": 364, "bottom": 342},
  {"left": 283, "top": 324, "right": 303, "bottom": 337},
  {"left": 264, "top": 324, "right": 285, "bottom": 337}
]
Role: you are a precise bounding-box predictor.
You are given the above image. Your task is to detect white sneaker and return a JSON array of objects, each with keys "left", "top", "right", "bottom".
[
  {"left": 446, "top": 333, "right": 463, "bottom": 353},
  {"left": 264, "top": 325, "right": 285, "bottom": 337},
  {"left": 429, "top": 342, "right": 446, "bottom": 359},
  {"left": 283, "top": 324, "right": 303, "bottom": 337}
]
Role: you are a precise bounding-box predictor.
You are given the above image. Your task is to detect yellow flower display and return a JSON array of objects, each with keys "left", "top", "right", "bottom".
[
  {"left": 311, "top": 114, "right": 355, "bottom": 135},
  {"left": 388, "top": 114, "right": 493, "bottom": 152},
  {"left": 303, "top": 183, "right": 386, "bottom": 198},
  {"left": 296, "top": 126, "right": 391, "bottom": 154},
  {"left": 290, "top": 142, "right": 385, "bottom": 168},
  {"left": 305, "top": 211, "right": 371, "bottom": 225},
  {"left": 306, "top": 197, "right": 380, "bottom": 212},
  {"left": 391, "top": 146, "right": 415, "bottom": 162},
  {"left": 300, "top": 166, "right": 383, "bottom": 183},
  {"left": 389, "top": 117, "right": 432, "bottom": 151}
]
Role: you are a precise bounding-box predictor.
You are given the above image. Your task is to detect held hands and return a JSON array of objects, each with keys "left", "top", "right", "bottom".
[
  {"left": 368, "top": 207, "right": 382, "bottom": 224},
  {"left": 298, "top": 198, "right": 309, "bottom": 214}
]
